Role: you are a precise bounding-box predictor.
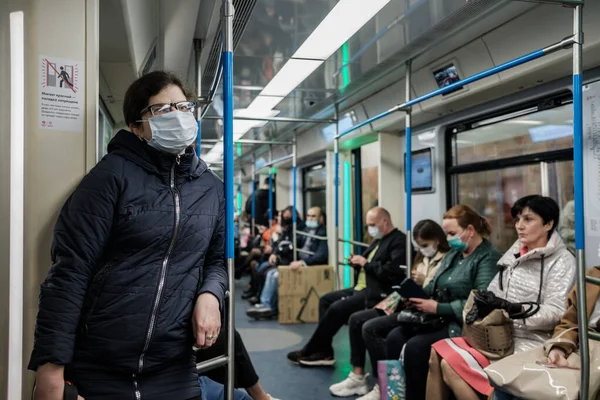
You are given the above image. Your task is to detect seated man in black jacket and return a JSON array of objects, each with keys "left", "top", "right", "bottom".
[{"left": 286, "top": 207, "right": 408, "bottom": 367}]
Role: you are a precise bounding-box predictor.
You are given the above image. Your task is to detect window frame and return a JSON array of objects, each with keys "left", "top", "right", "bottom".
[
  {"left": 444, "top": 91, "right": 574, "bottom": 210},
  {"left": 302, "top": 161, "right": 327, "bottom": 217}
]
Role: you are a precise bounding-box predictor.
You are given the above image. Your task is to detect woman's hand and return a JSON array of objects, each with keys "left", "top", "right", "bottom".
[
  {"left": 269, "top": 254, "right": 278, "bottom": 266},
  {"left": 192, "top": 293, "right": 221, "bottom": 349},
  {"left": 34, "top": 363, "right": 63, "bottom": 400},
  {"left": 409, "top": 298, "right": 438, "bottom": 314},
  {"left": 34, "top": 364, "right": 84, "bottom": 400},
  {"left": 548, "top": 348, "right": 569, "bottom": 367}
]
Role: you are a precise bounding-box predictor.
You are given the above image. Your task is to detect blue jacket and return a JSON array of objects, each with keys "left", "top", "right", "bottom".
[
  {"left": 297, "top": 225, "right": 329, "bottom": 265},
  {"left": 28, "top": 130, "right": 227, "bottom": 400}
]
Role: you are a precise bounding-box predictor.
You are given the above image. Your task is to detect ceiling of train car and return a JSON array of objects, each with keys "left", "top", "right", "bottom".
[
  {"left": 200, "top": 0, "right": 513, "bottom": 163},
  {"left": 97, "top": 0, "right": 520, "bottom": 164}
]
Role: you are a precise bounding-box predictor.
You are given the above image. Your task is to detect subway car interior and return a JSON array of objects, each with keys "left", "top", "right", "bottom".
[{"left": 3, "top": 0, "right": 600, "bottom": 399}]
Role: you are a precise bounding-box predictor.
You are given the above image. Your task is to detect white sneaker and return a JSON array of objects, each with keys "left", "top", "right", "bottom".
[
  {"left": 356, "top": 384, "right": 380, "bottom": 400},
  {"left": 267, "top": 395, "right": 280, "bottom": 400},
  {"left": 329, "top": 372, "right": 370, "bottom": 397}
]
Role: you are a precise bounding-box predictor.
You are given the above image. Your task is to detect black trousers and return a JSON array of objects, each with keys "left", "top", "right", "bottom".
[
  {"left": 302, "top": 288, "right": 366, "bottom": 356},
  {"left": 196, "top": 329, "right": 259, "bottom": 389},
  {"left": 363, "top": 315, "right": 449, "bottom": 400},
  {"left": 347, "top": 309, "right": 387, "bottom": 374}
]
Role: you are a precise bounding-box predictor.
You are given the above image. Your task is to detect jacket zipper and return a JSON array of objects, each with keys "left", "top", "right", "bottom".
[{"left": 134, "top": 157, "right": 181, "bottom": 399}]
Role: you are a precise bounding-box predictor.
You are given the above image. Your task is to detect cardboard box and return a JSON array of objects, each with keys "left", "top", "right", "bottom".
[{"left": 278, "top": 265, "right": 335, "bottom": 324}]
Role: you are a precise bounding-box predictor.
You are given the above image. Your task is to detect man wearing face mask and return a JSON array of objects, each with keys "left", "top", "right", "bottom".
[
  {"left": 29, "top": 71, "right": 227, "bottom": 400},
  {"left": 287, "top": 207, "right": 408, "bottom": 367},
  {"left": 248, "top": 207, "right": 328, "bottom": 319}
]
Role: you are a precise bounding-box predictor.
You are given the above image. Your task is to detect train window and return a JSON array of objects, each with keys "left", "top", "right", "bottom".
[
  {"left": 452, "top": 104, "right": 573, "bottom": 165},
  {"left": 448, "top": 100, "right": 574, "bottom": 252},
  {"left": 302, "top": 162, "right": 327, "bottom": 216},
  {"left": 360, "top": 142, "right": 380, "bottom": 244}
]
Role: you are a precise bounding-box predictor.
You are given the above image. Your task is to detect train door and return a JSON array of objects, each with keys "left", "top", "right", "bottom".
[{"left": 446, "top": 93, "right": 574, "bottom": 252}]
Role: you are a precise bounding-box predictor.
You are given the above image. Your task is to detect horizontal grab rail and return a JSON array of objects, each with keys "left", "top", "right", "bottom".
[
  {"left": 335, "top": 34, "right": 576, "bottom": 140},
  {"left": 196, "top": 355, "right": 229, "bottom": 374},
  {"left": 297, "top": 248, "right": 315, "bottom": 256},
  {"left": 338, "top": 238, "right": 370, "bottom": 248},
  {"left": 296, "top": 230, "right": 328, "bottom": 241},
  {"left": 588, "top": 331, "right": 600, "bottom": 342},
  {"left": 256, "top": 154, "right": 294, "bottom": 171},
  {"left": 586, "top": 275, "right": 600, "bottom": 286}
]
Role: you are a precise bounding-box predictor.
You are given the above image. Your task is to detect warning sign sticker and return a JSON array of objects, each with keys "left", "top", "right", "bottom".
[{"left": 39, "top": 55, "right": 84, "bottom": 132}]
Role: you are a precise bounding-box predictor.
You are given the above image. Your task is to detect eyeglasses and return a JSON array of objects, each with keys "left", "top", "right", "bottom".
[{"left": 141, "top": 101, "right": 196, "bottom": 116}]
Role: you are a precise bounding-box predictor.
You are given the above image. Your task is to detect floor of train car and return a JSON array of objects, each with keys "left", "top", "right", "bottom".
[{"left": 233, "top": 277, "right": 372, "bottom": 400}]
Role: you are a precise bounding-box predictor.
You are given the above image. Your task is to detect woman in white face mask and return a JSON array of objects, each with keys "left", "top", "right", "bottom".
[
  {"left": 411, "top": 219, "right": 451, "bottom": 287},
  {"left": 29, "top": 71, "right": 230, "bottom": 400}
]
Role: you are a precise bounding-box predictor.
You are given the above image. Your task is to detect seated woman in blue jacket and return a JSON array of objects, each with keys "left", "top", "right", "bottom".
[
  {"left": 30, "top": 71, "right": 228, "bottom": 400},
  {"left": 247, "top": 206, "right": 329, "bottom": 319}
]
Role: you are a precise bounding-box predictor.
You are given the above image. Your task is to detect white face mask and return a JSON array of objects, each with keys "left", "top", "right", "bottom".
[
  {"left": 368, "top": 226, "right": 383, "bottom": 239},
  {"left": 419, "top": 245, "right": 437, "bottom": 259},
  {"left": 141, "top": 111, "right": 198, "bottom": 155},
  {"left": 306, "top": 220, "right": 319, "bottom": 229}
]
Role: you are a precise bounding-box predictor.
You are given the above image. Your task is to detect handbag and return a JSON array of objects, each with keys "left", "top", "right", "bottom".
[
  {"left": 377, "top": 360, "right": 406, "bottom": 400},
  {"left": 485, "top": 327, "right": 600, "bottom": 400},
  {"left": 396, "top": 308, "right": 445, "bottom": 335},
  {"left": 462, "top": 290, "right": 541, "bottom": 360}
]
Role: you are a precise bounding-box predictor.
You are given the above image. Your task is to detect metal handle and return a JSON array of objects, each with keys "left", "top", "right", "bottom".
[
  {"left": 296, "top": 230, "right": 328, "bottom": 241},
  {"left": 338, "top": 238, "right": 370, "bottom": 248},
  {"left": 196, "top": 355, "right": 230, "bottom": 374}
]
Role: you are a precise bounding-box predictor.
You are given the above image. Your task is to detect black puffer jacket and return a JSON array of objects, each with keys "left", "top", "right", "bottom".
[{"left": 28, "top": 130, "right": 227, "bottom": 400}]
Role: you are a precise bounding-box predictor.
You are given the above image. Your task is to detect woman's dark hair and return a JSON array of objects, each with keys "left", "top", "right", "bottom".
[
  {"left": 412, "top": 219, "right": 451, "bottom": 265},
  {"left": 123, "top": 71, "right": 194, "bottom": 127},
  {"left": 511, "top": 195, "right": 559, "bottom": 239},
  {"left": 281, "top": 206, "right": 302, "bottom": 223}
]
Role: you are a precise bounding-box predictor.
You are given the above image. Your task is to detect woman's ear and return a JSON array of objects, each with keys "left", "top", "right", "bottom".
[
  {"left": 129, "top": 123, "right": 146, "bottom": 141},
  {"left": 467, "top": 224, "right": 476, "bottom": 237}
]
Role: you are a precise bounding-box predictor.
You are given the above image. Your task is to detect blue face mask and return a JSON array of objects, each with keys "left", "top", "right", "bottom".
[
  {"left": 448, "top": 237, "right": 467, "bottom": 252},
  {"left": 448, "top": 231, "right": 469, "bottom": 252},
  {"left": 306, "top": 220, "right": 319, "bottom": 229}
]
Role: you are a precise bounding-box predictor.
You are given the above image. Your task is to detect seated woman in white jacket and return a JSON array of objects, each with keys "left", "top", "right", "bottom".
[{"left": 426, "top": 195, "right": 576, "bottom": 400}]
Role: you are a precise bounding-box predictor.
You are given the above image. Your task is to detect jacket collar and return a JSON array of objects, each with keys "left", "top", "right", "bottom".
[
  {"left": 435, "top": 239, "right": 492, "bottom": 279},
  {"left": 498, "top": 231, "right": 566, "bottom": 267},
  {"left": 424, "top": 250, "right": 446, "bottom": 265}
]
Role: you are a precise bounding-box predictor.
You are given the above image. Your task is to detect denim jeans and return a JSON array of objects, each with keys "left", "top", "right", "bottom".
[
  {"left": 260, "top": 269, "right": 279, "bottom": 309},
  {"left": 198, "top": 376, "right": 252, "bottom": 400},
  {"left": 256, "top": 261, "right": 271, "bottom": 273}
]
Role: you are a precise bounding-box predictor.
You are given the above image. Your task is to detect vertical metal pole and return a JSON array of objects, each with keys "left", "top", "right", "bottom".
[
  {"left": 268, "top": 145, "right": 274, "bottom": 246},
  {"left": 237, "top": 170, "right": 243, "bottom": 215},
  {"left": 221, "top": 1, "right": 235, "bottom": 399},
  {"left": 540, "top": 161, "right": 550, "bottom": 197},
  {"left": 195, "top": 120, "right": 202, "bottom": 157},
  {"left": 8, "top": 11, "right": 24, "bottom": 400},
  {"left": 293, "top": 133, "right": 298, "bottom": 261},
  {"left": 333, "top": 104, "right": 341, "bottom": 290},
  {"left": 573, "top": 4, "right": 589, "bottom": 400},
  {"left": 353, "top": 149, "right": 363, "bottom": 256},
  {"left": 405, "top": 61, "right": 413, "bottom": 272},
  {"left": 251, "top": 156, "right": 256, "bottom": 235}
]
